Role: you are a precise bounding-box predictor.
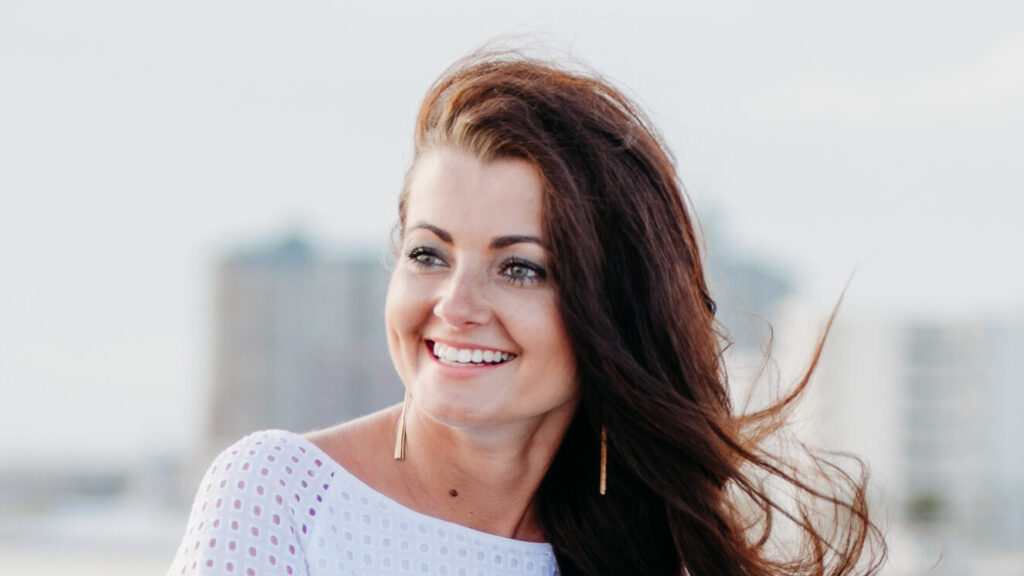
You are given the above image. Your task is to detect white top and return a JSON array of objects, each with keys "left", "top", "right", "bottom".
[{"left": 168, "top": 430, "right": 560, "bottom": 576}]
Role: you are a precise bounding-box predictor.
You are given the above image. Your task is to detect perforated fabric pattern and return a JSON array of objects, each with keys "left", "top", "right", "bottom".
[{"left": 169, "top": 430, "right": 560, "bottom": 575}]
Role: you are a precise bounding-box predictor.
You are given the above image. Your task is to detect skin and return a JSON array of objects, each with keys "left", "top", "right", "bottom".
[{"left": 308, "top": 147, "right": 578, "bottom": 542}]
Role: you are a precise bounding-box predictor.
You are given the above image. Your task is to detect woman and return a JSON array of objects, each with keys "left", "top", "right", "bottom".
[{"left": 169, "top": 51, "right": 885, "bottom": 576}]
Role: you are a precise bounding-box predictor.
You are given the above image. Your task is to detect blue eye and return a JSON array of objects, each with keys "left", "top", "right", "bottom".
[
  {"left": 501, "top": 257, "right": 546, "bottom": 286},
  {"left": 407, "top": 246, "right": 445, "bottom": 269}
]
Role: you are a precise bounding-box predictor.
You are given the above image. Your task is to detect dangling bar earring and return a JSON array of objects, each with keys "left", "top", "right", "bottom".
[
  {"left": 394, "top": 389, "right": 410, "bottom": 460},
  {"left": 599, "top": 426, "right": 608, "bottom": 495}
]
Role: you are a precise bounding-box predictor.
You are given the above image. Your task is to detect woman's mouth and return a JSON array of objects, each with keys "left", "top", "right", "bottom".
[{"left": 428, "top": 340, "right": 517, "bottom": 367}]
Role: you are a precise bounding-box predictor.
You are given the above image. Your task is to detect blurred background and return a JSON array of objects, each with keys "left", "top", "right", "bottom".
[{"left": 1, "top": 1, "right": 1021, "bottom": 573}]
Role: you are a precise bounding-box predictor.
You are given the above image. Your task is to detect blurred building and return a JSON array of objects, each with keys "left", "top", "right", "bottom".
[
  {"left": 207, "top": 233, "right": 402, "bottom": 456},
  {"left": 795, "top": 311, "right": 1024, "bottom": 573},
  {"left": 979, "top": 319, "right": 1024, "bottom": 548},
  {"left": 711, "top": 257, "right": 792, "bottom": 353},
  {"left": 703, "top": 217, "right": 793, "bottom": 355},
  {"left": 901, "top": 321, "right": 988, "bottom": 533}
]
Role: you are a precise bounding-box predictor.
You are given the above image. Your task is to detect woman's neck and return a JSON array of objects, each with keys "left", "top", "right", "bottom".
[
  {"left": 307, "top": 402, "right": 572, "bottom": 543},
  {"left": 392, "top": 406, "right": 570, "bottom": 541}
]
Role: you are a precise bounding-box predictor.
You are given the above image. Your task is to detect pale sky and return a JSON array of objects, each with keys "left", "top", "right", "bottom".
[{"left": 1, "top": 0, "right": 1022, "bottom": 465}]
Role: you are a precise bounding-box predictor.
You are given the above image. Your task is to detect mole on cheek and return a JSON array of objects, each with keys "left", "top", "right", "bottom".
[{"left": 449, "top": 489, "right": 458, "bottom": 497}]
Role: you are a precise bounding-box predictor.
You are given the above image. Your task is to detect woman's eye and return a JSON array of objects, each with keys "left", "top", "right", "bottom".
[
  {"left": 406, "top": 247, "right": 444, "bottom": 269},
  {"left": 501, "top": 257, "right": 546, "bottom": 285}
]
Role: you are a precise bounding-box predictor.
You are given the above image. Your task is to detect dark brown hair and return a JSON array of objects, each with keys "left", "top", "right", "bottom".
[{"left": 398, "top": 50, "right": 886, "bottom": 576}]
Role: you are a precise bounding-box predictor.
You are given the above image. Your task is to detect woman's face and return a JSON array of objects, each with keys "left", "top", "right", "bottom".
[{"left": 385, "top": 147, "right": 578, "bottom": 431}]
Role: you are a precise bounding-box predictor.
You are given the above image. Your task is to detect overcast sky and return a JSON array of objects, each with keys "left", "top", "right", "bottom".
[{"left": 2, "top": 0, "right": 1022, "bottom": 465}]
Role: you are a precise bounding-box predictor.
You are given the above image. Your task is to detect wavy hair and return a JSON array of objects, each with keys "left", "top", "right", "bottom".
[{"left": 397, "top": 50, "right": 886, "bottom": 576}]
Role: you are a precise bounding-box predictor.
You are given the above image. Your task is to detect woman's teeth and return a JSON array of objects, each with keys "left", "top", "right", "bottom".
[{"left": 432, "top": 342, "right": 515, "bottom": 366}]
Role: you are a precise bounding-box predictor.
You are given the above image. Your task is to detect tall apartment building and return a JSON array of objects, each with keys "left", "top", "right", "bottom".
[
  {"left": 207, "top": 234, "right": 402, "bottom": 455},
  {"left": 900, "top": 321, "right": 988, "bottom": 533},
  {"left": 784, "top": 310, "right": 1024, "bottom": 573},
  {"left": 978, "top": 319, "right": 1024, "bottom": 548}
]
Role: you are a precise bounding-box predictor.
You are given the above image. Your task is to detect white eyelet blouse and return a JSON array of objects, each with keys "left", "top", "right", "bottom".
[{"left": 168, "top": 430, "right": 560, "bottom": 576}]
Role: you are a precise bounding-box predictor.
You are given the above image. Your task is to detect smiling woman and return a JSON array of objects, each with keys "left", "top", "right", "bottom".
[
  {"left": 167, "top": 50, "right": 886, "bottom": 576},
  {"left": 386, "top": 148, "right": 578, "bottom": 435}
]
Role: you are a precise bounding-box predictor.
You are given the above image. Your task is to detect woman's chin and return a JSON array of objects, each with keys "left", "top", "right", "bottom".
[{"left": 418, "top": 401, "right": 496, "bottom": 428}]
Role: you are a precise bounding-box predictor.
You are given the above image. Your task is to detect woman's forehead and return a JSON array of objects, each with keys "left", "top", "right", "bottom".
[{"left": 404, "top": 148, "right": 546, "bottom": 240}]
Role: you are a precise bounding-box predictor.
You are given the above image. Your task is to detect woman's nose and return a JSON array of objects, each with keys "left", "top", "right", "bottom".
[{"left": 433, "top": 270, "right": 491, "bottom": 326}]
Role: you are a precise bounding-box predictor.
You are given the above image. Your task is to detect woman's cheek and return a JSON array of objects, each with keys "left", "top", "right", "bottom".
[{"left": 385, "top": 271, "right": 434, "bottom": 358}]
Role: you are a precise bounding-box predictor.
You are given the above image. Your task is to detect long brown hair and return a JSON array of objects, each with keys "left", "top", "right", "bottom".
[{"left": 399, "top": 50, "right": 886, "bottom": 576}]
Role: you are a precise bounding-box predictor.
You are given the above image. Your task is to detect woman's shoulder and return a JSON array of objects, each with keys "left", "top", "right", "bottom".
[
  {"left": 194, "top": 429, "right": 341, "bottom": 523},
  {"left": 217, "top": 428, "right": 313, "bottom": 462},
  {"left": 303, "top": 406, "right": 402, "bottom": 487},
  {"left": 191, "top": 410, "right": 400, "bottom": 525},
  {"left": 199, "top": 429, "right": 335, "bottom": 493},
  {"left": 201, "top": 404, "right": 396, "bottom": 485},
  {"left": 168, "top": 430, "right": 339, "bottom": 575},
  {"left": 170, "top": 423, "right": 560, "bottom": 575}
]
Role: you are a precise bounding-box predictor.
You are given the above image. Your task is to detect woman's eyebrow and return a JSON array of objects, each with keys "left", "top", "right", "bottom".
[
  {"left": 408, "top": 222, "right": 546, "bottom": 250},
  {"left": 490, "top": 235, "right": 547, "bottom": 250},
  {"left": 408, "top": 222, "right": 452, "bottom": 243}
]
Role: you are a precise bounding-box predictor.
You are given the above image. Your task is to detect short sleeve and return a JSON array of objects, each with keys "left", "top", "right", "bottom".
[{"left": 167, "top": 432, "right": 314, "bottom": 576}]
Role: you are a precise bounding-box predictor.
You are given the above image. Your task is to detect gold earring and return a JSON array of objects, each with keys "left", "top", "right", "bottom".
[
  {"left": 394, "top": 389, "right": 410, "bottom": 460},
  {"left": 599, "top": 426, "right": 607, "bottom": 495}
]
